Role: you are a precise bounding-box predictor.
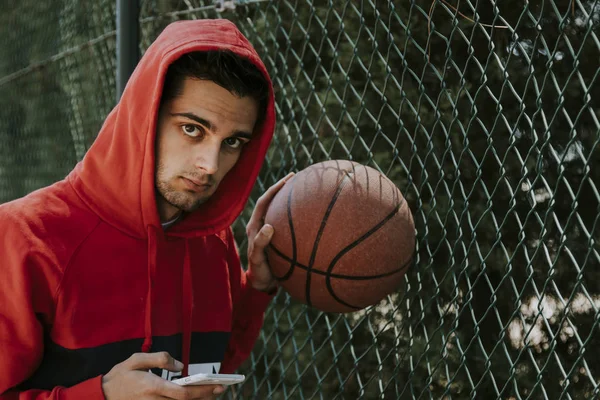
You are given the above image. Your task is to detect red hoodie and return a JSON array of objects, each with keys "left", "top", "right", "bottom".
[{"left": 0, "top": 19, "right": 275, "bottom": 399}]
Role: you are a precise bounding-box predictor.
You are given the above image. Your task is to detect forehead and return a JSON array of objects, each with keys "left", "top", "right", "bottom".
[{"left": 168, "top": 78, "right": 259, "bottom": 128}]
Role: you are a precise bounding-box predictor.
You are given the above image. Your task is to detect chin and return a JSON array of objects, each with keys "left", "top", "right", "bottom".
[{"left": 183, "top": 195, "right": 212, "bottom": 212}]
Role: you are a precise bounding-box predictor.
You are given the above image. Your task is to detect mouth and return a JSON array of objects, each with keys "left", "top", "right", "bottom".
[{"left": 181, "top": 177, "right": 212, "bottom": 192}]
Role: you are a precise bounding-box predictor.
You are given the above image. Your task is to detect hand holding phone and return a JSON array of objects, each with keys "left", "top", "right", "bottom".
[
  {"left": 101, "top": 352, "right": 226, "bottom": 399},
  {"left": 172, "top": 373, "right": 245, "bottom": 386}
]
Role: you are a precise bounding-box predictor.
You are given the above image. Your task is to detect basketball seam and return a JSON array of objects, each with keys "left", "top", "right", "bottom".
[
  {"left": 269, "top": 242, "right": 412, "bottom": 280},
  {"left": 324, "top": 197, "right": 407, "bottom": 309},
  {"left": 304, "top": 170, "right": 353, "bottom": 307},
  {"left": 273, "top": 178, "right": 298, "bottom": 281}
]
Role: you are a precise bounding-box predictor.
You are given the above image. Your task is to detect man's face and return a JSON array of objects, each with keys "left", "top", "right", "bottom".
[{"left": 155, "top": 77, "right": 259, "bottom": 221}]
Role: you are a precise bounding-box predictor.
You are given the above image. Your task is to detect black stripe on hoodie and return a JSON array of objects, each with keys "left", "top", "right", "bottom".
[{"left": 19, "top": 331, "right": 230, "bottom": 391}]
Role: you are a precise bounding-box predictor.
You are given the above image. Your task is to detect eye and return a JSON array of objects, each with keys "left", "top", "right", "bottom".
[
  {"left": 181, "top": 124, "right": 202, "bottom": 138},
  {"left": 224, "top": 137, "right": 246, "bottom": 150}
]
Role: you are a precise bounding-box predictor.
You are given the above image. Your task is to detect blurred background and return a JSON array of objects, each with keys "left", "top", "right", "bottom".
[{"left": 0, "top": 0, "right": 598, "bottom": 398}]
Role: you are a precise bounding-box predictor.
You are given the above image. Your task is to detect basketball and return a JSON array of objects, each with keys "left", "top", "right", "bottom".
[{"left": 265, "top": 160, "right": 415, "bottom": 313}]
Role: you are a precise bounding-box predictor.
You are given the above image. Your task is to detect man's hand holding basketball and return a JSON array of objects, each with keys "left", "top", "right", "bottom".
[{"left": 246, "top": 172, "right": 295, "bottom": 293}]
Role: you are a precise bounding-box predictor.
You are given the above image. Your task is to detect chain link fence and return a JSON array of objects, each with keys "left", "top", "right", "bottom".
[{"left": 1, "top": 0, "right": 599, "bottom": 398}]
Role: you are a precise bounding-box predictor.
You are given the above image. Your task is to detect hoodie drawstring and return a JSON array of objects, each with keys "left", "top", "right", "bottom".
[
  {"left": 142, "top": 227, "right": 194, "bottom": 377},
  {"left": 182, "top": 239, "right": 194, "bottom": 377},
  {"left": 142, "top": 225, "right": 158, "bottom": 353}
]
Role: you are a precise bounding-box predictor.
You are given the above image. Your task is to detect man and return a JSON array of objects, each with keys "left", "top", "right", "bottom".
[{"left": 0, "top": 19, "right": 291, "bottom": 399}]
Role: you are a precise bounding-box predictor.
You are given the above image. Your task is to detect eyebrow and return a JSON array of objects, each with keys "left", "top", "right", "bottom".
[{"left": 170, "top": 112, "right": 253, "bottom": 139}]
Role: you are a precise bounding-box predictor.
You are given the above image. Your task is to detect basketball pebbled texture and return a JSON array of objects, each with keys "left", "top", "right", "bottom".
[{"left": 265, "top": 160, "right": 415, "bottom": 313}]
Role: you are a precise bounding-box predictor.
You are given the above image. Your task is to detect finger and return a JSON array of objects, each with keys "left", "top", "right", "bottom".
[
  {"left": 158, "top": 382, "right": 224, "bottom": 399},
  {"left": 125, "top": 372, "right": 188, "bottom": 399},
  {"left": 150, "top": 380, "right": 189, "bottom": 400},
  {"left": 247, "top": 172, "right": 294, "bottom": 236},
  {"left": 124, "top": 352, "right": 183, "bottom": 372},
  {"left": 247, "top": 172, "right": 294, "bottom": 237},
  {"left": 249, "top": 224, "right": 274, "bottom": 266},
  {"left": 184, "top": 384, "right": 225, "bottom": 399}
]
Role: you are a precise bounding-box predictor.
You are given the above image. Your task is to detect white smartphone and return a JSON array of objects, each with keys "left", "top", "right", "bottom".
[{"left": 172, "top": 373, "right": 245, "bottom": 386}]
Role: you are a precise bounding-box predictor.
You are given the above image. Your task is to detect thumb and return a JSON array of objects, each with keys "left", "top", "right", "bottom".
[{"left": 124, "top": 352, "right": 184, "bottom": 372}]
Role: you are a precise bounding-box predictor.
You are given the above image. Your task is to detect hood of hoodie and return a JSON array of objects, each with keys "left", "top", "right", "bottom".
[{"left": 69, "top": 19, "right": 275, "bottom": 238}]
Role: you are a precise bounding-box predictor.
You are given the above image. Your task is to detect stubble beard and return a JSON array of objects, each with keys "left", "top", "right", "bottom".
[{"left": 155, "top": 164, "right": 210, "bottom": 213}]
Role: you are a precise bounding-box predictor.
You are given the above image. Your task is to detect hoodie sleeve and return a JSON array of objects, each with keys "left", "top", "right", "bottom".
[
  {"left": 0, "top": 213, "right": 105, "bottom": 400},
  {"left": 219, "top": 228, "right": 275, "bottom": 374}
]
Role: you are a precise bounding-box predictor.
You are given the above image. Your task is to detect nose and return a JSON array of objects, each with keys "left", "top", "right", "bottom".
[{"left": 193, "top": 141, "right": 220, "bottom": 175}]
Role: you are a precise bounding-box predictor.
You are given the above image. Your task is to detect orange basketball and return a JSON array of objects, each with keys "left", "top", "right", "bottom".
[{"left": 265, "top": 160, "right": 415, "bottom": 313}]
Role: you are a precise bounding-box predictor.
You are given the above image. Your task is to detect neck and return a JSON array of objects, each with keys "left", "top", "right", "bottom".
[{"left": 156, "top": 195, "right": 182, "bottom": 223}]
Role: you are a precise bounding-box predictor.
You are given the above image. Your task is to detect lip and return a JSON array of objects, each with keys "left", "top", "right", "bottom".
[{"left": 182, "top": 177, "right": 212, "bottom": 192}]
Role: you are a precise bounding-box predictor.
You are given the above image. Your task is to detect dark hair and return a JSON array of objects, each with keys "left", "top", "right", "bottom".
[{"left": 160, "top": 50, "right": 269, "bottom": 125}]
